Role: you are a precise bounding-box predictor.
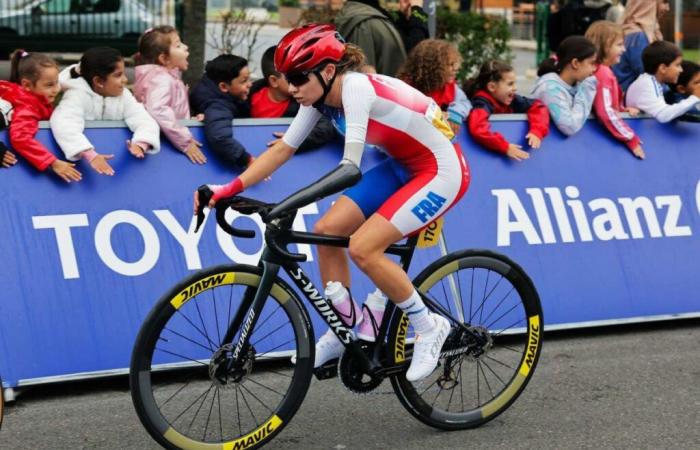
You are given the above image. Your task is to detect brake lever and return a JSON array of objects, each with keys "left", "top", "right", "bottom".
[{"left": 194, "top": 185, "right": 213, "bottom": 233}]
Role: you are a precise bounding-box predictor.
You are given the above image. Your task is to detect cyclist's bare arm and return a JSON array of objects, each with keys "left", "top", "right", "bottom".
[{"left": 239, "top": 139, "right": 296, "bottom": 190}]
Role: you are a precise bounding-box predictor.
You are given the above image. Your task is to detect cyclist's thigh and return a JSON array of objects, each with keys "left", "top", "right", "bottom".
[{"left": 316, "top": 195, "right": 366, "bottom": 236}]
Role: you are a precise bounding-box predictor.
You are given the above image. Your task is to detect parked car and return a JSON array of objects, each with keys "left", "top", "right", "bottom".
[{"left": 0, "top": 0, "right": 156, "bottom": 58}]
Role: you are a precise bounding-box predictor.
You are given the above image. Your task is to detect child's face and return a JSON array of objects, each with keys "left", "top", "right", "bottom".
[
  {"left": 571, "top": 55, "right": 597, "bottom": 81},
  {"left": 219, "top": 66, "right": 252, "bottom": 100},
  {"left": 604, "top": 36, "right": 625, "bottom": 66},
  {"left": 269, "top": 73, "right": 290, "bottom": 98},
  {"left": 658, "top": 56, "right": 683, "bottom": 84},
  {"left": 163, "top": 33, "right": 189, "bottom": 71},
  {"left": 447, "top": 55, "right": 461, "bottom": 83},
  {"left": 94, "top": 60, "right": 127, "bottom": 97},
  {"left": 22, "top": 66, "right": 60, "bottom": 103},
  {"left": 657, "top": 0, "right": 670, "bottom": 18},
  {"left": 488, "top": 71, "right": 517, "bottom": 105},
  {"left": 677, "top": 71, "right": 700, "bottom": 97}
]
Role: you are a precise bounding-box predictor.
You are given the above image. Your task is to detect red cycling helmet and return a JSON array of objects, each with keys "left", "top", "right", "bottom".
[{"left": 274, "top": 24, "right": 346, "bottom": 75}]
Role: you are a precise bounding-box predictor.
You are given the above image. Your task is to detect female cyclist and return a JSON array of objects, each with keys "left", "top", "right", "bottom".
[{"left": 194, "top": 24, "right": 470, "bottom": 382}]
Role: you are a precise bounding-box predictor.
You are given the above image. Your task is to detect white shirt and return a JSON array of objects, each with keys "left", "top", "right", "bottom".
[{"left": 626, "top": 73, "right": 700, "bottom": 123}]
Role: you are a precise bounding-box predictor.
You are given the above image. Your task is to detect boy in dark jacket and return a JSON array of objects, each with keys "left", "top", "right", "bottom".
[
  {"left": 190, "top": 54, "right": 253, "bottom": 169},
  {"left": 248, "top": 46, "right": 337, "bottom": 152}
]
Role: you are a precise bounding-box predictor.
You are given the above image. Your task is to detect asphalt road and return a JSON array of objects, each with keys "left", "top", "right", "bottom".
[{"left": 2, "top": 319, "right": 699, "bottom": 449}]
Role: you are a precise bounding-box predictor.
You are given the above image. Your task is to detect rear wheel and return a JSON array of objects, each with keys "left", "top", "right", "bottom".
[
  {"left": 0, "top": 376, "right": 4, "bottom": 428},
  {"left": 388, "top": 250, "right": 543, "bottom": 429},
  {"left": 130, "top": 264, "right": 315, "bottom": 450}
]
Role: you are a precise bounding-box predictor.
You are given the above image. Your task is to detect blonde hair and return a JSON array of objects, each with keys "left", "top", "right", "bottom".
[
  {"left": 336, "top": 44, "right": 366, "bottom": 75},
  {"left": 396, "top": 39, "right": 461, "bottom": 94},
  {"left": 585, "top": 20, "right": 624, "bottom": 64}
]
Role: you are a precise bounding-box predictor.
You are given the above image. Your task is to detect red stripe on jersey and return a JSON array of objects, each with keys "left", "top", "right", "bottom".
[
  {"left": 366, "top": 74, "right": 432, "bottom": 115},
  {"left": 365, "top": 118, "right": 437, "bottom": 173}
]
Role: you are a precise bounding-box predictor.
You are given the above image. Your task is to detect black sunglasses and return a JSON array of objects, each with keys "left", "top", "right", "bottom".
[{"left": 284, "top": 70, "right": 312, "bottom": 87}]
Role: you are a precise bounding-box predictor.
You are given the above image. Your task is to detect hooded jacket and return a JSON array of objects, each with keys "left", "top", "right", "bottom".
[
  {"left": 189, "top": 76, "right": 251, "bottom": 168},
  {"left": 133, "top": 64, "right": 193, "bottom": 152},
  {"left": 50, "top": 65, "right": 160, "bottom": 161},
  {"left": 0, "top": 80, "right": 57, "bottom": 170},
  {"left": 531, "top": 72, "right": 597, "bottom": 136},
  {"left": 334, "top": 1, "right": 407, "bottom": 76},
  {"left": 467, "top": 89, "right": 549, "bottom": 153},
  {"left": 248, "top": 79, "right": 338, "bottom": 153}
]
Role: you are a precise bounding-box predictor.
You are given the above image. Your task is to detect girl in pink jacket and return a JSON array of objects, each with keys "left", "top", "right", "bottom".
[
  {"left": 133, "top": 26, "right": 206, "bottom": 164},
  {"left": 586, "top": 21, "right": 646, "bottom": 160}
]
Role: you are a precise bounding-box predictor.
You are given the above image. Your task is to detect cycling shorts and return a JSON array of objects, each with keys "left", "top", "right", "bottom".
[{"left": 344, "top": 143, "right": 470, "bottom": 236}]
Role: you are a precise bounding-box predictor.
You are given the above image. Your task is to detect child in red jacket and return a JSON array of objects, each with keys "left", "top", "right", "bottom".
[
  {"left": 585, "top": 21, "right": 645, "bottom": 159},
  {"left": 0, "top": 50, "right": 81, "bottom": 181},
  {"left": 466, "top": 60, "right": 550, "bottom": 161}
]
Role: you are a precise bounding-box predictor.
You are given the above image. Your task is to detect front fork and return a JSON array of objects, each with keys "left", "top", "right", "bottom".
[{"left": 221, "top": 257, "right": 281, "bottom": 372}]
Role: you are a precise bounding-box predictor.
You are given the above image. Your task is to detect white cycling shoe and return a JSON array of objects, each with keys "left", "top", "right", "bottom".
[
  {"left": 291, "top": 328, "right": 347, "bottom": 367},
  {"left": 405, "top": 314, "right": 451, "bottom": 382},
  {"left": 313, "top": 328, "right": 346, "bottom": 368}
]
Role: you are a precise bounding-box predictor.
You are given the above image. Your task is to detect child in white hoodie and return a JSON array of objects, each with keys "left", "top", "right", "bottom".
[
  {"left": 626, "top": 41, "right": 700, "bottom": 123},
  {"left": 50, "top": 47, "right": 160, "bottom": 176}
]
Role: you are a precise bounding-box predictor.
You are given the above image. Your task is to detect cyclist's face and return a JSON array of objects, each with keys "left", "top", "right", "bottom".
[{"left": 287, "top": 65, "right": 332, "bottom": 107}]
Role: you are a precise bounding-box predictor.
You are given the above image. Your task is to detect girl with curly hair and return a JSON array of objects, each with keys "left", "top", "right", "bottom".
[{"left": 397, "top": 39, "right": 471, "bottom": 135}]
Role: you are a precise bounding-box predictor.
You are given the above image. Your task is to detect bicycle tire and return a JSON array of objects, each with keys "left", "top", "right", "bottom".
[
  {"left": 388, "top": 249, "right": 543, "bottom": 430},
  {"left": 130, "top": 264, "right": 315, "bottom": 450}
]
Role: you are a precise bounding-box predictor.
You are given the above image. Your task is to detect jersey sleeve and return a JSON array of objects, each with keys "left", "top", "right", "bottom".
[
  {"left": 282, "top": 104, "right": 322, "bottom": 149},
  {"left": 341, "top": 74, "right": 376, "bottom": 145}
]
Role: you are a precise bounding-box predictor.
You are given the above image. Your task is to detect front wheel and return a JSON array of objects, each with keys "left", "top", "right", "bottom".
[
  {"left": 388, "top": 249, "right": 543, "bottom": 430},
  {"left": 130, "top": 264, "right": 315, "bottom": 450}
]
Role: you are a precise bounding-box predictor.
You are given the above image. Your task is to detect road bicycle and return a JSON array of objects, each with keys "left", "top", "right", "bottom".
[{"left": 130, "top": 165, "right": 543, "bottom": 449}]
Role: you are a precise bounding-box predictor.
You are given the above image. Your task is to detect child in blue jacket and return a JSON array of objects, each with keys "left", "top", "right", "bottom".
[{"left": 190, "top": 55, "right": 253, "bottom": 169}]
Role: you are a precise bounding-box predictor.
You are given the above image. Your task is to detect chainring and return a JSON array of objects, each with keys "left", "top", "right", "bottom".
[{"left": 337, "top": 347, "right": 384, "bottom": 394}]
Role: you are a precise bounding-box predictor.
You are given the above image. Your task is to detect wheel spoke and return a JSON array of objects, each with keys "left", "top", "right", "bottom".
[
  {"left": 212, "top": 287, "right": 222, "bottom": 347},
  {"left": 251, "top": 320, "right": 292, "bottom": 348},
  {"left": 481, "top": 286, "right": 515, "bottom": 327},
  {"left": 194, "top": 298, "right": 215, "bottom": 352},
  {"left": 164, "top": 327, "right": 213, "bottom": 353},
  {"left": 239, "top": 383, "right": 275, "bottom": 415},
  {"left": 155, "top": 347, "right": 209, "bottom": 367},
  {"left": 246, "top": 377, "right": 286, "bottom": 397},
  {"left": 237, "top": 385, "right": 259, "bottom": 427},
  {"left": 482, "top": 354, "right": 517, "bottom": 371},
  {"left": 203, "top": 386, "right": 218, "bottom": 440},
  {"left": 175, "top": 310, "right": 217, "bottom": 351},
  {"left": 171, "top": 383, "right": 213, "bottom": 425}
]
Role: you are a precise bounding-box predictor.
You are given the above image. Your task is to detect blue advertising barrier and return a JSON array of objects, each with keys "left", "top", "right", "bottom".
[{"left": 1, "top": 116, "right": 699, "bottom": 389}]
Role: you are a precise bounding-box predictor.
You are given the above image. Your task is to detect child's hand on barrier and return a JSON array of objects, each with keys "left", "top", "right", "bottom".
[
  {"left": 193, "top": 113, "right": 205, "bottom": 121},
  {"left": 506, "top": 143, "right": 530, "bottom": 161},
  {"left": 526, "top": 132, "right": 542, "bottom": 149},
  {"left": 1, "top": 149, "right": 17, "bottom": 168},
  {"left": 631, "top": 144, "right": 646, "bottom": 160},
  {"left": 625, "top": 107, "right": 640, "bottom": 116},
  {"left": 90, "top": 154, "right": 115, "bottom": 176},
  {"left": 126, "top": 140, "right": 145, "bottom": 159},
  {"left": 267, "top": 131, "right": 285, "bottom": 147},
  {"left": 185, "top": 140, "right": 207, "bottom": 165},
  {"left": 449, "top": 121, "right": 461, "bottom": 135},
  {"left": 51, "top": 160, "right": 82, "bottom": 182}
]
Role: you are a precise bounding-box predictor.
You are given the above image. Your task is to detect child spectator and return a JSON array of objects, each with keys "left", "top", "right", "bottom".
[
  {"left": 532, "top": 36, "right": 598, "bottom": 136},
  {"left": 626, "top": 41, "right": 700, "bottom": 122},
  {"left": 51, "top": 47, "right": 160, "bottom": 176},
  {"left": 613, "top": 0, "right": 670, "bottom": 91},
  {"left": 0, "top": 51, "right": 81, "bottom": 179},
  {"left": 133, "top": 26, "right": 206, "bottom": 164},
  {"left": 585, "top": 21, "right": 646, "bottom": 159},
  {"left": 664, "top": 60, "right": 700, "bottom": 122},
  {"left": 465, "top": 60, "right": 550, "bottom": 161},
  {"left": 190, "top": 54, "right": 253, "bottom": 170},
  {"left": 248, "top": 46, "right": 337, "bottom": 152},
  {"left": 396, "top": 39, "right": 471, "bottom": 135}
]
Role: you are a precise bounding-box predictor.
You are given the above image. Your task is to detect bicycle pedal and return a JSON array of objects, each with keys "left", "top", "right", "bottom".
[{"left": 313, "top": 359, "right": 339, "bottom": 380}]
